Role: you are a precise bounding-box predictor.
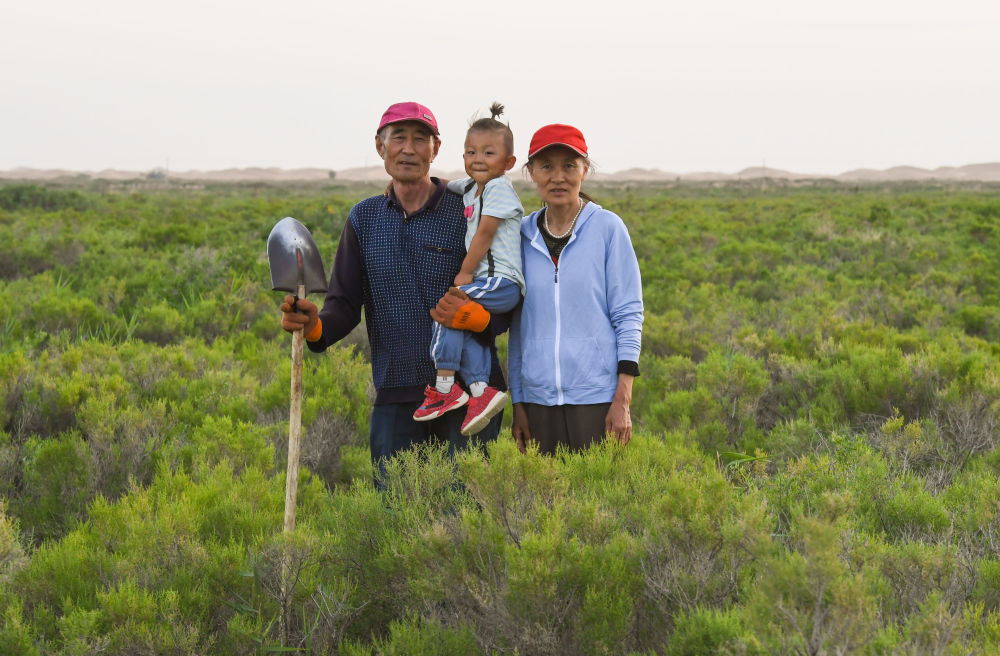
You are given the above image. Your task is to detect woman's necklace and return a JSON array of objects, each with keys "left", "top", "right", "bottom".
[{"left": 544, "top": 197, "right": 585, "bottom": 239}]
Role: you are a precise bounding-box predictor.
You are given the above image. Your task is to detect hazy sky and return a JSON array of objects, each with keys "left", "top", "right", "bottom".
[{"left": 3, "top": 0, "right": 998, "bottom": 174}]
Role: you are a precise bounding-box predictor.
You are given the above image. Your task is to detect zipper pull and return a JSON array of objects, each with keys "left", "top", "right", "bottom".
[{"left": 554, "top": 265, "right": 558, "bottom": 283}]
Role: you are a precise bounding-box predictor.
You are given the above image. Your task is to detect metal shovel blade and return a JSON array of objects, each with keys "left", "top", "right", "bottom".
[{"left": 267, "top": 217, "right": 328, "bottom": 295}]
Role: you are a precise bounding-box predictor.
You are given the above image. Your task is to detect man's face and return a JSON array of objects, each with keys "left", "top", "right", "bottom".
[{"left": 375, "top": 122, "right": 440, "bottom": 184}]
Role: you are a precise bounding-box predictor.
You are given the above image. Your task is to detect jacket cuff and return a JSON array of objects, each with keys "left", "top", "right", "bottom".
[{"left": 617, "top": 360, "right": 640, "bottom": 377}]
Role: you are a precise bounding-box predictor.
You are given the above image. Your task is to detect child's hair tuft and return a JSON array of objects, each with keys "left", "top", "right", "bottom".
[{"left": 469, "top": 102, "right": 514, "bottom": 156}]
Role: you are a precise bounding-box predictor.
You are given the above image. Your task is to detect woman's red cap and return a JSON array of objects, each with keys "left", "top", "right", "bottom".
[{"left": 527, "top": 124, "right": 588, "bottom": 159}]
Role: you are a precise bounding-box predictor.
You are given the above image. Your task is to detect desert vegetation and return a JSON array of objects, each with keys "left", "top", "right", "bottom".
[{"left": 1, "top": 179, "right": 999, "bottom": 654}]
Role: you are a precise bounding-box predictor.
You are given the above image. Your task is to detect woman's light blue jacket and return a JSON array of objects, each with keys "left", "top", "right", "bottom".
[{"left": 508, "top": 202, "right": 644, "bottom": 406}]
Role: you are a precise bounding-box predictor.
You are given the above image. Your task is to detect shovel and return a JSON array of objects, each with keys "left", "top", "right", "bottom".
[{"left": 266, "top": 217, "right": 328, "bottom": 534}]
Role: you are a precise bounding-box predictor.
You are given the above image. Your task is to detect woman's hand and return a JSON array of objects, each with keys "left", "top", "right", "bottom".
[
  {"left": 605, "top": 374, "right": 634, "bottom": 445},
  {"left": 512, "top": 403, "right": 531, "bottom": 454},
  {"left": 453, "top": 271, "right": 473, "bottom": 287}
]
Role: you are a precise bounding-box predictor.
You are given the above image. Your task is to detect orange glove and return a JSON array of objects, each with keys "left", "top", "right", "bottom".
[{"left": 430, "top": 287, "right": 490, "bottom": 332}]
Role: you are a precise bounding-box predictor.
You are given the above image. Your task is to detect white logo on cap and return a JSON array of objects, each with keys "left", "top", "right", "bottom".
[{"left": 423, "top": 114, "right": 432, "bottom": 120}]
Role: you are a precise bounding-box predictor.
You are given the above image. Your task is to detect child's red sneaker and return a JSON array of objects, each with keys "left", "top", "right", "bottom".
[
  {"left": 460, "top": 387, "right": 508, "bottom": 436},
  {"left": 413, "top": 384, "right": 469, "bottom": 421}
]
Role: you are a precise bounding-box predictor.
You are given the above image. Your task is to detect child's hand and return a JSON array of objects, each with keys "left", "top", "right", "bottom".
[{"left": 453, "top": 272, "right": 473, "bottom": 287}]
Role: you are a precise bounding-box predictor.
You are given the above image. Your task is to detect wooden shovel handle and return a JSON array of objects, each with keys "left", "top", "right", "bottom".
[{"left": 284, "top": 284, "right": 305, "bottom": 534}]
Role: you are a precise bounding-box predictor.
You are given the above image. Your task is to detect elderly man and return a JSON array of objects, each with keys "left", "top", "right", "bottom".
[{"left": 281, "top": 101, "right": 504, "bottom": 488}]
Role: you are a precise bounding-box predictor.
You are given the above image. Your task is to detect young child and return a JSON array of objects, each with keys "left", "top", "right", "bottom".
[{"left": 413, "top": 103, "right": 525, "bottom": 436}]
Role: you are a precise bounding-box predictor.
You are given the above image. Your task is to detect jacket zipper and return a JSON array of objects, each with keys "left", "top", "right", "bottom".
[
  {"left": 553, "top": 256, "right": 563, "bottom": 405},
  {"left": 532, "top": 224, "right": 577, "bottom": 406}
]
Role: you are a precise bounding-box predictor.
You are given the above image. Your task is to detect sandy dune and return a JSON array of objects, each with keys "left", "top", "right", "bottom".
[{"left": 3, "top": 163, "right": 1000, "bottom": 183}]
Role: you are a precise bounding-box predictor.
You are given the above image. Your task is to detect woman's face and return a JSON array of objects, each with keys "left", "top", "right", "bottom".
[{"left": 528, "top": 147, "right": 589, "bottom": 208}]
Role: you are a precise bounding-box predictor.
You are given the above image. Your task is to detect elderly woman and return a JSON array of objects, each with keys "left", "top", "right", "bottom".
[{"left": 507, "top": 124, "right": 644, "bottom": 454}]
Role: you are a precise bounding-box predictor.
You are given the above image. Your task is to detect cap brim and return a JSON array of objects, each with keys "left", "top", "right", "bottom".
[
  {"left": 377, "top": 117, "right": 440, "bottom": 136},
  {"left": 527, "top": 142, "right": 587, "bottom": 158}
]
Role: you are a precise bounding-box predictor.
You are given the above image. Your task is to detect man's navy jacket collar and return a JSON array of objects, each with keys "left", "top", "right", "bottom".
[{"left": 385, "top": 177, "right": 447, "bottom": 217}]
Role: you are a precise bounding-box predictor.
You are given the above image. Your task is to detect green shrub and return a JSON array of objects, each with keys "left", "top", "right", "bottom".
[
  {"left": 14, "top": 433, "right": 91, "bottom": 543},
  {"left": 3, "top": 183, "right": 999, "bottom": 654},
  {"left": 0, "top": 601, "right": 39, "bottom": 656},
  {"left": 0, "top": 184, "right": 89, "bottom": 212},
  {"left": 666, "top": 607, "right": 743, "bottom": 656},
  {"left": 0, "top": 501, "right": 27, "bottom": 587},
  {"left": 740, "top": 515, "right": 882, "bottom": 654},
  {"left": 875, "top": 542, "right": 973, "bottom": 624},
  {"left": 341, "top": 616, "right": 480, "bottom": 656}
]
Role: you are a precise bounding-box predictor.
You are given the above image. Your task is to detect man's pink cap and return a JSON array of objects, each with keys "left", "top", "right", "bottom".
[
  {"left": 377, "top": 101, "right": 439, "bottom": 135},
  {"left": 528, "top": 124, "right": 588, "bottom": 159}
]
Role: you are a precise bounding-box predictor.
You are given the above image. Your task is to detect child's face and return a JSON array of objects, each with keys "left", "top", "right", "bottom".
[{"left": 463, "top": 130, "right": 516, "bottom": 187}]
